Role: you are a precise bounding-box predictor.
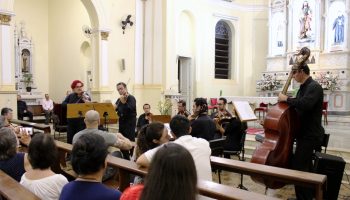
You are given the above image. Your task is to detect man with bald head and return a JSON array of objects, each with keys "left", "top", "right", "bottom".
[{"left": 73, "top": 110, "right": 133, "bottom": 150}]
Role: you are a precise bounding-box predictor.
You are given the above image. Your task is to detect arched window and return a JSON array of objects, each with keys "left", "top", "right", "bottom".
[{"left": 215, "top": 21, "right": 231, "bottom": 79}]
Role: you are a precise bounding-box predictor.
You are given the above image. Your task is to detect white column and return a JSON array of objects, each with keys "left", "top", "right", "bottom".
[
  {"left": 100, "top": 31, "right": 109, "bottom": 87},
  {"left": 0, "top": 12, "right": 15, "bottom": 90}
]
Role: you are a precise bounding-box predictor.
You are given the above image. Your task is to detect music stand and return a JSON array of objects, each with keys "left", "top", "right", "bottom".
[
  {"left": 232, "top": 101, "right": 257, "bottom": 191},
  {"left": 67, "top": 104, "right": 94, "bottom": 119},
  {"left": 93, "top": 103, "right": 118, "bottom": 131}
]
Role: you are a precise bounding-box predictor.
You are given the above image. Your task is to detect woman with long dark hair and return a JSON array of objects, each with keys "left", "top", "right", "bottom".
[{"left": 121, "top": 143, "right": 197, "bottom": 200}]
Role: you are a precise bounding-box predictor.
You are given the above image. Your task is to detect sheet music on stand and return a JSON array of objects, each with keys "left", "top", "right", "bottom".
[{"left": 232, "top": 101, "right": 257, "bottom": 122}]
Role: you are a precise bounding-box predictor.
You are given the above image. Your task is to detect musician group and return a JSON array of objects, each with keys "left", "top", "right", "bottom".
[{"left": 0, "top": 47, "right": 327, "bottom": 200}]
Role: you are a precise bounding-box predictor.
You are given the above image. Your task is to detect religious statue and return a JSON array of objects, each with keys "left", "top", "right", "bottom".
[
  {"left": 299, "top": 1, "right": 312, "bottom": 39},
  {"left": 21, "top": 50, "right": 30, "bottom": 73},
  {"left": 333, "top": 14, "right": 345, "bottom": 44}
]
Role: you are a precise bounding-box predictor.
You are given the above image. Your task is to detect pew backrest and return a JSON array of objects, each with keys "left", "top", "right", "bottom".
[
  {"left": 210, "top": 156, "right": 326, "bottom": 200},
  {"left": 0, "top": 170, "right": 40, "bottom": 200},
  {"left": 54, "top": 141, "right": 279, "bottom": 200},
  {"left": 10, "top": 119, "right": 51, "bottom": 134}
]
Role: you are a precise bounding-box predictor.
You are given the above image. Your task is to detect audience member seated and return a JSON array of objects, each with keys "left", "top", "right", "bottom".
[
  {"left": 133, "top": 122, "right": 170, "bottom": 162},
  {"left": 1, "top": 107, "right": 21, "bottom": 134},
  {"left": 189, "top": 98, "right": 216, "bottom": 141},
  {"left": 122, "top": 143, "right": 197, "bottom": 200},
  {"left": 136, "top": 103, "right": 152, "bottom": 133},
  {"left": 60, "top": 133, "right": 122, "bottom": 200},
  {"left": 20, "top": 133, "right": 68, "bottom": 200},
  {"left": 42, "top": 94, "right": 54, "bottom": 124},
  {"left": 17, "top": 95, "right": 33, "bottom": 121},
  {"left": 137, "top": 115, "right": 212, "bottom": 181},
  {"left": 0, "top": 127, "right": 31, "bottom": 182},
  {"left": 177, "top": 100, "right": 191, "bottom": 117},
  {"left": 0, "top": 115, "right": 30, "bottom": 147},
  {"left": 210, "top": 97, "right": 232, "bottom": 138},
  {"left": 73, "top": 110, "right": 133, "bottom": 181}
]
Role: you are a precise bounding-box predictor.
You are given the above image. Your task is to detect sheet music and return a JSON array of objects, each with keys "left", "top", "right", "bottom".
[{"left": 233, "top": 101, "right": 257, "bottom": 122}]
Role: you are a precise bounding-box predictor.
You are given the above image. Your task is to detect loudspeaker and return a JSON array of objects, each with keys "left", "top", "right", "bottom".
[
  {"left": 313, "top": 152, "right": 345, "bottom": 200},
  {"left": 121, "top": 59, "right": 126, "bottom": 71}
]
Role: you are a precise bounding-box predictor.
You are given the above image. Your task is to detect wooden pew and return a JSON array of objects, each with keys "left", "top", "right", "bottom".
[
  {"left": 0, "top": 170, "right": 40, "bottom": 200},
  {"left": 54, "top": 141, "right": 279, "bottom": 200},
  {"left": 27, "top": 105, "right": 45, "bottom": 117},
  {"left": 210, "top": 156, "right": 326, "bottom": 200},
  {"left": 10, "top": 119, "right": 51, "bottom": 134}
]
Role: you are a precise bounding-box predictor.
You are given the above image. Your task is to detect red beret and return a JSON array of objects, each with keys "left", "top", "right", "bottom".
[{"left": 71, "top": 80, "right": 84, "bottom": 89}]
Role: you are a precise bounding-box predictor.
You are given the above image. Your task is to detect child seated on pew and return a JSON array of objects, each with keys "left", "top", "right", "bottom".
[
  {"left": 59, "top": 133, "right": 122, "bottom": 200},
  {"left": 20, "top": 133, "right": 68, "bottom": 200},
  {"left": 0, "top": 127, "right": 31, "bottom": 182},
  {"left": 121, "top": 143, "right": 197, "bottom": 200}
]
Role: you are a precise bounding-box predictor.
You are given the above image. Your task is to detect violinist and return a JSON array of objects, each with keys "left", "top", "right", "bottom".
[
  {"left": 115, "top": 82, "right": 137, "bottom": 160},
  {"left": 177, "top": 100, "right": 190, "bottom": 117},
  {"left": 62, "top": 80, "right": 91, "bottom": 144},
  {"left": 210, "top": 98, "right": 232, "bottom": 138},
  {"left": 190, "top": 98, "right": 216, "bottom": 141},
  {"left": 136, "top": 103, "right": 153, "bottom": 132}
]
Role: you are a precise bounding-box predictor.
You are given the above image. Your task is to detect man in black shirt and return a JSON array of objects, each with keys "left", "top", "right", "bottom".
[
  {"left": 17, "top": 95, "right": 33, "bottom": 121},
  {"left": 115, "top": 82, "right": 137, "bottom": 159},
  {"left": 136, "top": 103, "right": 152, "bottom": 132},
  {"left": 190, "top": 98, "right": 216, "bottom": 141},
  {"left": 279, "top": 63, "right": 324, "bottom": 200}
]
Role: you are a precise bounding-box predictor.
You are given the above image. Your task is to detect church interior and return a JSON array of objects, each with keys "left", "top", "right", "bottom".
[{"left": 1, "top": 0, "right": 350, "bottom": 199}]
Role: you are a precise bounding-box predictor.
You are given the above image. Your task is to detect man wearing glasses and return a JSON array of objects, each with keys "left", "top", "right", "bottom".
[{"left": 278, "top": 63, "right": 324, "bottom": 200}]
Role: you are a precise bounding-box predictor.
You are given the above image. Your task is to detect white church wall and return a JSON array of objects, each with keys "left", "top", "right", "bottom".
[
  {"left": 14, "top": 0, "right": 49, "bottom": 98},
  {"left": 48, "top": 0, "right": 90, "bottom": 102},
  {"left": 165, "top": 0, "right": 269, "bottom": 100}
]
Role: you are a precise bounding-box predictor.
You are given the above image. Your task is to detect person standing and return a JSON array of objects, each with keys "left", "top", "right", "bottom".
[
  {"left": 115, "top": 82, "right": 137, "bottom": 159},
  {"left": 62, "top": 80, "right": 91, "bottom": 144},
  {"left": 42, "top": 94, "right": 54, "bottom": 124},
  {"left": 278, "top": 62, "right": 324, "bottom": 200}
]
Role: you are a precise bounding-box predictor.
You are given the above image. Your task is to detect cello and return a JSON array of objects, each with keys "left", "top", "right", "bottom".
[{"left": 250, "top": 47, "right": 311, "bottom": 189}]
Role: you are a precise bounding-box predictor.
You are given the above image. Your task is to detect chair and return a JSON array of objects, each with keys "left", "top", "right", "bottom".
[
  {"left": 209, "top": 138, "right": 225, "bottom": 183},
  {"left": 223, "top": 130, "right": 247, "bottom": 161},
  {"left": 207, "top": 98, "right": 218, "bottom": 113},
  {"left": 52, "top": 114, "right": 68, "bottom": 140},
  {"left": 223, "top": 130, "right": 248, "bottom": 190},
  {"left": 322, "top": 102, "right": 328, "bottom": 125},
  {"left": 254, "top": 103, "right": 268, "bottom": 121},
  {"left": 315, "top": 133, "right": 330, "bottom": 153}
]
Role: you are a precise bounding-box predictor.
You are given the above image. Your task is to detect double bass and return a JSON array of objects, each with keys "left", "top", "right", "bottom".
[{"left": 251, "top": 47, "right": 311, "bottom": 189}]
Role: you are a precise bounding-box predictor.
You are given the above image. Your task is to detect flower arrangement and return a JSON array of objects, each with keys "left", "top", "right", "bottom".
[
  {"left": 157, "top": 98, "right": 172, "bottom": 115},
  {"left": 257, "top": 74, "right": 282, "bottom": 91},
  {"left": 316, "top": 72, "right": 342, "bottom": 91}
]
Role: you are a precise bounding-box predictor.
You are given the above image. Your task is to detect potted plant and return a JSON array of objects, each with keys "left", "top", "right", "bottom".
[{"left": 22, "top": 73, "right": 33, "bottom": 92}]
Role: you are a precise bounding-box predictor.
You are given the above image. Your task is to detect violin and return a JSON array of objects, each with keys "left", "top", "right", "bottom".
[{"left": 145, "top": 112, "right": 153, "bottom": 122}]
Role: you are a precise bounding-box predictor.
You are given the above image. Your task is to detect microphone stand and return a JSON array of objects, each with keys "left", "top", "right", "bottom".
[{"left": 103, "top": 112, "right": 109, "bottom": 131}]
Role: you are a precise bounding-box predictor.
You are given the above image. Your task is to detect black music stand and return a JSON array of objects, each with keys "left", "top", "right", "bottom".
[{"left": 93, "top": 103, "right": 118, "bottom": 131}]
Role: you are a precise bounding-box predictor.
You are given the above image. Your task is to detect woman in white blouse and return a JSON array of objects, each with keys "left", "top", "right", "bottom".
[{"left": 20, "top": 133, "right": 68, "bottom": 200}]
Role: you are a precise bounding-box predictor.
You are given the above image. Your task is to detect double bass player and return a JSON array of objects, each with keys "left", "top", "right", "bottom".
[{"left": 278, "top": 47, "right": 324, "bottom": 200}]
